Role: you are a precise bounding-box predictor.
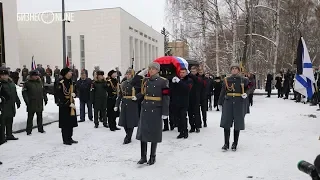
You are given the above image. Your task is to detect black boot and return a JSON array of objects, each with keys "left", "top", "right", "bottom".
[
  {"left": 163, "top": 118, "right": 169, "bottom": 131},
  {"left": 94, "top": 124, "right": 99, "bottom": 128},
  {"left": 123, "top": 128, "right": 133, "bottom": 144},
  {"left": 137, "top": 141, "right": 147, "bottom": 164},
  {"left": 232, "top": 130, "right": 240, "bottom": 151},
  {"left": 177, "top": 131, "right": 184, "bottom": 139},
  {"left": 0, "top": 161, "right": 2, "bottom": 165},
  {"left": 189, "top": 127, "right": 195, "bottom": 133},
  {"left": 6, "top": 135, "right": 18, "bottom": 141},
  {"left": 196, "top": 128, "right": 200, "bottom": 133},
  {"left": 183, "top": 130, "right": 188, "bottom": 139},
  {"left": 222, "top": 129, "right": 230, "bottom": 151},
  {"left": 147, "top": 143, "right": 157, "bottom": 165},
  {"left": 204, "top": 121, "right": 207, "bottom": 127}
]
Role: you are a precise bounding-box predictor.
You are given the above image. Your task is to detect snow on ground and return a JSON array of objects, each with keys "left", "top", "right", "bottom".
[{"left": 1, "top": 96, "right": 320, "bottom": 180}]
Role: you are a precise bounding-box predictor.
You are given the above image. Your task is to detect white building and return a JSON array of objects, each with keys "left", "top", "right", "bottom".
[
  {"left": 0, "top": 0, "right": 20, "bottom": 69},
  {"left": 18, "top": 7, "right": 164, "bottom": 77}
]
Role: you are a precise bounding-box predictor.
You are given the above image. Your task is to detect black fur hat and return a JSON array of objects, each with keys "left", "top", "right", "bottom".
[
  {"left": 96, "top": 70, "right": 104, "bottom": 76},
  {"left": 29, "top": 70, "right": 39, "bottom": 76},
  {"left": 60, "top": 67, "right": 72, "bottom": 77},
  {"left": 108, "top": 70, "right": 116, "bottom": 77},
  {"left": 0, "top": 67, "right": 9, "bottom": 75}
]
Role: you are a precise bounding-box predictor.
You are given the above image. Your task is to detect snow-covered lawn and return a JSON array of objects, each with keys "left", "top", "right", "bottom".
[{"left": 1, "top": 96, "right": 320, "bottom": 180}]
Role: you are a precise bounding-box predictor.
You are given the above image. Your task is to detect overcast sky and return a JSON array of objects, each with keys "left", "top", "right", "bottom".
[{"left": 17, "top": 0, "right": 165, "bottom": 32}]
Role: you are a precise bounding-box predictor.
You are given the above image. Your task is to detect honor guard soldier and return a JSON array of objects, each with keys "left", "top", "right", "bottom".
[
  {"left": 133, "top": 62, "right": 170, "bottom": 165},
  {"left": 90, "top": 70, "right": 108, "bottom": 128},
  {"left": 55, "top": 67, "right": 78, "bottom": 145},
  {"left": 114, "top": 68, "right": 140, "bottom": 144},
  {"left": 218, "top": 63, "right": 249, "bottom": 151},
  {"left": 106, "top": 70, "right": 121, "bottom": 131},
  {"left": 22, "top": 70, "right": 48, "bottom": 135}
]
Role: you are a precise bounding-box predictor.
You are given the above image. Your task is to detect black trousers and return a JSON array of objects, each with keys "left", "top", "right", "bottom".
[
  {"left": 3, "top": 117, "right": 14, "bottom": 137},
  {"left": 173, "top": 107, "right": 187, "bottom": 133},
  {"left": 94, "top": 109, "right": 107, "bottom": 125},
  {"left": 248, "top": 94, "right": 253, "bottom": 106},
  {"left": 26, "top": 111, "right": 44, "bottom": 133},
  {"left": 208, "top": 96, "right": 212, "bottom": 109},
  {"left": 61, "top": 127, "right": 73, "bottom": 143},
  {"left": 107, "top": 111, "right": 117, "bottom": 129},
  {"left": 188, "top": 105, "right": 201, "bottom": 129},
  {"left": 45, "top": 76, "right": 51, "bottom": 84},
  {"left": 267, "top": 90, "right": 271, "bottom": 97},
  {"left": 200, "top": 100, "right": 207, "bottom": 124},
  {"left": 0, "top": 115, "right": 5, "bottom": 144},
  {"left": 277, "top": 88, "right": 283, "bottom": 98},
  {"left": 169, "top": 105, "right": 177, "bottom": 128}
]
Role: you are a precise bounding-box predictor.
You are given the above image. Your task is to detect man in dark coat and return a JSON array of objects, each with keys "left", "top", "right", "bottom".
[
  {"left": 81, "top": 68, "right": 88, "bottom": 77},
  {"left": 206, "top": 73, "right": 214, "bottom": 110},
  {"left": 45, "top": 65, "right": 53, "bottom": 84},
  {"left": 77, "top": 72, "right": 93, "bottom": 122},
  {"left": 36, "top": 64, "right": 45, "bottom": 82},
  {"left": 22, "top": 70, "right": 48, "bottom": 135},
  {"left": 106, "top": 70, "right": 121, "bottom": 131},
  {"left": 188, "top": 66, "right": 202, "bottom": 133},
  {"left": 0, "top": 67, "right": 21, "bottom": 141},
  {"left": 54, "top": 66, "right": 60, "bottom": 82},
  {"left": 282, "top": 69, "right": 292, "bottom": 99},
  {"left": 0, "top": 76, "right": 9, "bottom": 165},
  {"left": 170, "top": 68, "right": 193, "bottom": 139},
  {"left": 91, "top": 71, "right": 108, "bottom": 128},
  {"left": 218, "top": 63, "right": 249, "bottom": 151},
  {"left": 134, "top": 62, "right": 170, "bottom": 165},
  {"left": 10, "top": 68, "right": 20, "bottom": 85},
  {"left": 21, "top": 65, "right": 29, "bottom": 82},
  {"left": 213, "top": 76, "right": 222, "bottom": 111},
  {"left": 265, "top": 73, "right": 273, "bottom": 97},
  {"left": 247, "top": 73, "right": 256, "bottom": 106},
  {"left": 0, "top": 69, "right": 10, "bottom": 146},
  {"left": 55, "top": 67, "right": 78, "bottom": 145},
  {"left": 275, "top": 71, "right": 283, "bottom": 98},
  {"left": 115, "top": 68, "right": 140, "bottom": 144},
  {"left": 198, "top": 70, "right": 208, "bottom": 127},
  {"left": 72, "top": 66, "right": 79, "bottom": 82}
]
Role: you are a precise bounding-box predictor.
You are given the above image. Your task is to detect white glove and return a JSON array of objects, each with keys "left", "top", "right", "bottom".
[
  {"left": 162, "top": 115, "right": 168, "bottom": 119},
  {"left": 218, "top": 105, "right": 222, "bottom": 110},
  {"left": 114, "top": 107, "right": 118, "bottom": 111},
  {"left": 132, "top": 96, "right": 137, "bottom": 101},
  {"left": 241, "top": 93, "right": 248, "bottom": 99},
  {"left": 71, "top": 93, "right": 76, "bottom": 98},
  {"left": 0, "top": 98, "right": 2, "bottom": 103},
  {"left": 175, "top": 77, "right": 180, "bottom": 83},
  {"left": 172, "top": 77, "right": 177, "bottom": 83},
  {"left": 69, "top": 103, "right": 76, "bottom": 109},
  {"left": 138, "top": 69, "right": 148, "bottom": 76}
]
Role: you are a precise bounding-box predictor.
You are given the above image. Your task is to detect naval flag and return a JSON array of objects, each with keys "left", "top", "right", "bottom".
[{"left": 294, "top": 37, "right": 315, "bottom": 99}]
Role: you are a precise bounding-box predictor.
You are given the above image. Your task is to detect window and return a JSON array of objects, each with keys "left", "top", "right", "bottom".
[
  {"left": 148, "top": 36, "right": 151, "bottom": 40},
  {"left": 140, "top": 32, "right": 143, "bottom": 36},
  {"left": 129, "top": 26, "right": 133, "bottom": 30},
  {"left": 67, "top": 36, "right": 72, "bottom": 65},
  {"left": 134, "top": 29, "right": 138, "bottom": 33},
  {"left": 144, "top": 34, "right": 147, "bottom": 38},
  {"left": 80, "top": 35, "right": 85, "bottom": 69}
]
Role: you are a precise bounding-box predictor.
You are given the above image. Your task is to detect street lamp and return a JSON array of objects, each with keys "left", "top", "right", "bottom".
[{"left": 62, "top": 0, "right": 66, "bottom": 67}]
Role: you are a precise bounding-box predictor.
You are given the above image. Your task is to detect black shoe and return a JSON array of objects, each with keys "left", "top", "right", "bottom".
[
  {"left": 71, "top": 139, "right": 78, "bottom": 144},
  {"left": 163, "top": 127, "right": 169, "bottom": 131},
  {"left": 231, "top": 142, "right": 237, "bottom": 151},
  {"left": 123, "top": 138, "right": 131, "bottom": 144},
  {"left": 94, "top": 124, "right": 99, "bottom": 128},
  {"left": 196, "top": 128, "right": 200, "bottom": 133},
  {"left": 110, "top": 128, "right": 116, "bottom": 132},
  {"left": 78, "top": 120, "right": 85, "bottom": 122},
  {"left": 137, "top": 157, "right": 147, "bottom": 164},
  {"left": 177, "top": 133, "right": 184, "bottom": 139},
  {"left": 147, "top": 155, "right": 156, "bottom": 165},
  {"left": 189, "top": 128, "right": 195, "bottom": 133},
  {"left": 216, "top": 109, "right": 220, "bottom": 111},
  {"left": 115, "top": 127, "right": 121, "bottom": 130},
  {"left": 27, "top": 132, "right": 32, "bottom": 136},
  {"left": 0, "top": 140, "right": 6, "bottom": 145},
  {"left": 6, "top": 135, "right": 18, "bottom": 140},
  {"left": 184, "top": 131, "right": 188, "bottom": 139},
  {"left": 38, "top": 130, "right": 46, "bottom": 133},
  {"left": 222, "top": 144, "right": 229, "bottom": 151},
  {"left": 170, "top": 125, "right": 175, "bottom": 131},
  {"left": 204, "top": 122, "right": 207, "bottom": 127},
  {"left": 0, "top": 161, "right": 2, "bottom": 165},
  {"left": 103, "top": 124, "right": 109, "bottom": 128},
  {"left": 63, "top": 141, "right": 72, "bottom": 145},
  {"left": 89, "top": 118, "right": 93, "bottom": 121}
]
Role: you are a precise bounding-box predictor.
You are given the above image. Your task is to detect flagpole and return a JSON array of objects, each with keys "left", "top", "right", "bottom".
[{"left": 62, "top": 0, "right": 66, "bottom": 67}]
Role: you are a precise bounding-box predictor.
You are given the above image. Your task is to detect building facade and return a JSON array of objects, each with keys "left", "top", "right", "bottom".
[
  {"left": 0, "top": 0, "right": 20, "bottom": 69},
  {"left": 18, "top": 8, "right": 164, "bottom": 77},
  {"left": 168, "top": 40, "right": 189, "bottom": 59}
]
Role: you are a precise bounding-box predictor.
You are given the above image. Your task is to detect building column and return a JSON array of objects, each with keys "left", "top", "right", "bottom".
[
  {"left": 148, "top": 44, "right": 151, "bottom": 64},
  {"left": 145, "top": 42, "right": 148, "bottom": 67},
  {"left": 140, "top": 40, "right": 144, "bottom": 69},
  {"left": 129, "top": 36, "right": 133, "bottom": 68},
  {"left": 134, "top": 38, "right": 140, "bottom": 70}
]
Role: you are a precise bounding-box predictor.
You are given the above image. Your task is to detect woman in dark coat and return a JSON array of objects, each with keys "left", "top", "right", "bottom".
[
  {"left": 55, "top": 67, "right": 78, "bottom": 145},
  {"left": 275, "top": 71, "right": 283, "bottom": 98},
  {"left": 115, "top": 69, "right": 140, "bottom": 144},
  {"left": 213, "top": 77, "right": 222, "bottom": 111},
  {"left": 106, "top": 70, "right": 121, "bottom": 131},
  {"left": 265, "top": 73, "right": 273, "bottom": 97}
]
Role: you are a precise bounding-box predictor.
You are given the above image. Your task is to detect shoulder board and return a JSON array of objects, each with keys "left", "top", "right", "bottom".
[{"left": 59, "top": 80, "right": 64, "bottom": 83}]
